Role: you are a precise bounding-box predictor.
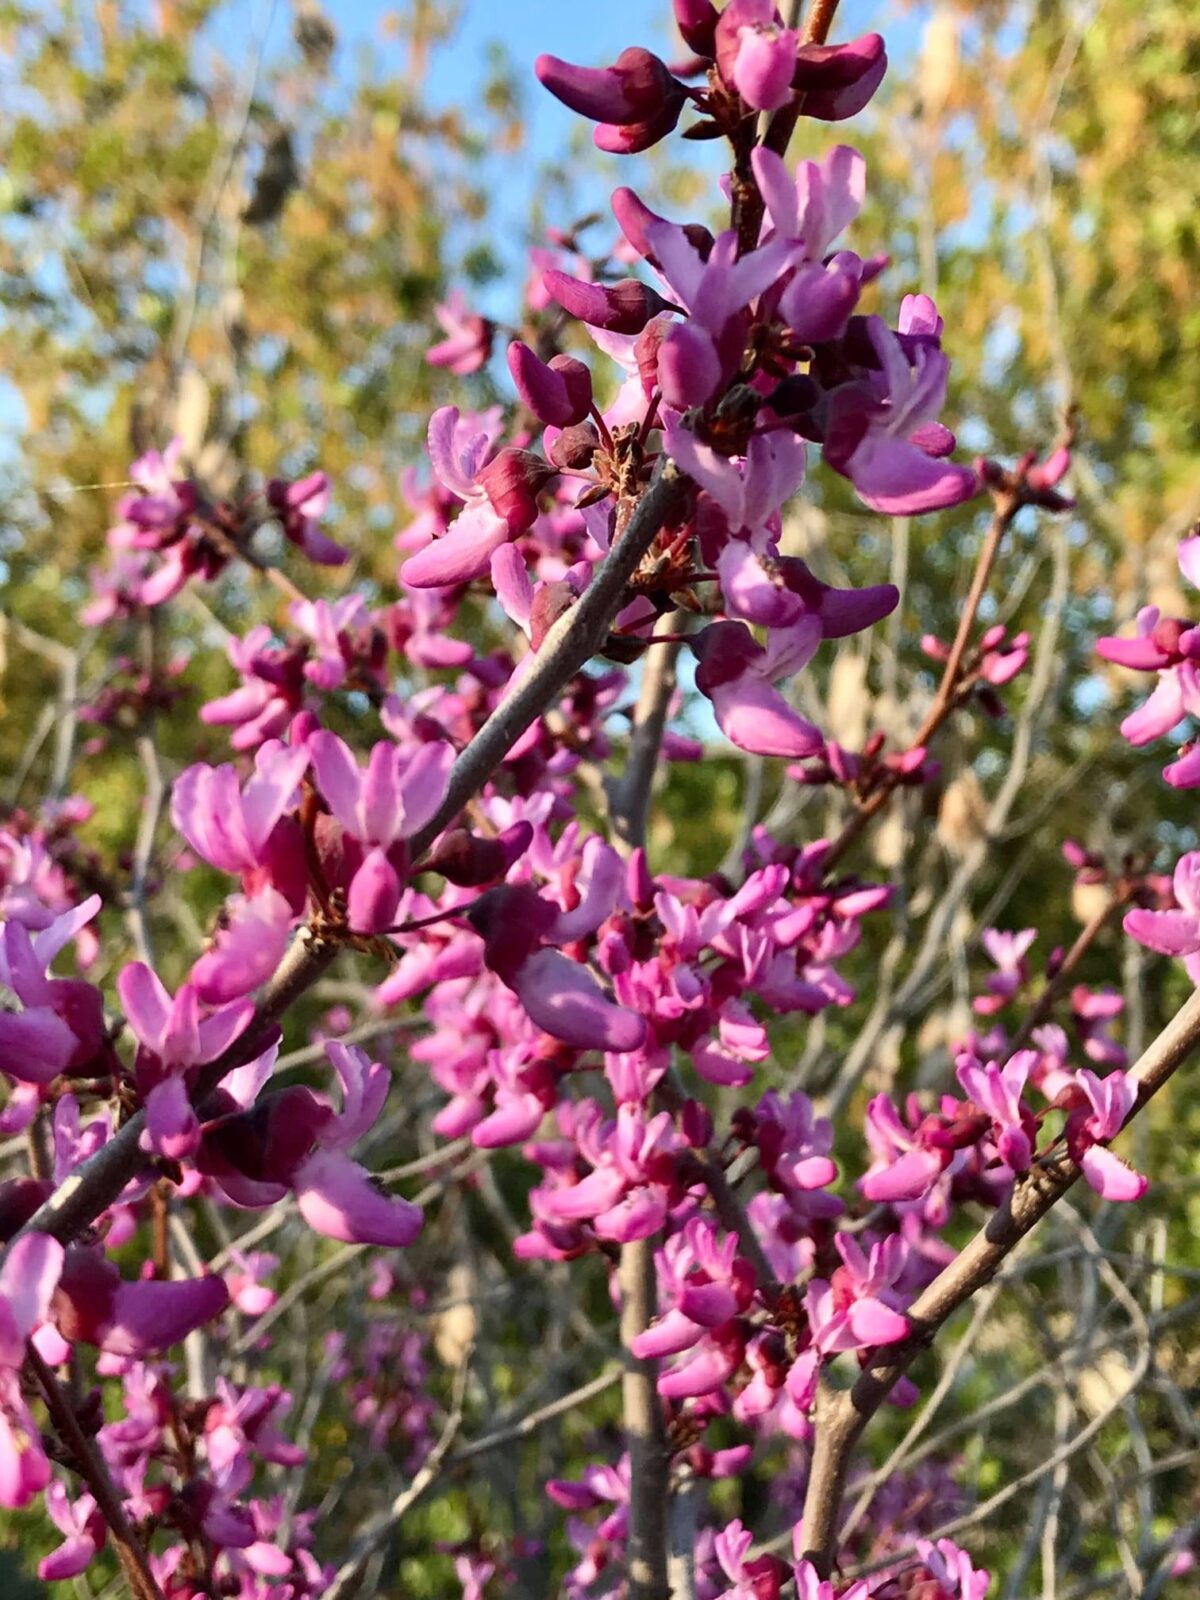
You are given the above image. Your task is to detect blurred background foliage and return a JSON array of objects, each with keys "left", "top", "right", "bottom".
[{"left": 1, "top": 0, "right": 1198, "bottom": 1593}]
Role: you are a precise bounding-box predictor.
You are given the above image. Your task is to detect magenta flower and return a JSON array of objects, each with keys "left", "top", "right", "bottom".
[
  {"left": 692, "top": 618, "right": 824, "bottom": 758},
  {"left": 309, "top": 731, "right": 454, "bottom": 933},
  {"left": 172, "top": 740, "right": 310, "bottom": 879},
  {"left": 1124, "top": 851, "right": 1200, "bottom": 973},
  {"left": 201, "top": 1043, "right": 422, "bottom": 1246},
  {"left": 204, "top": 1379, "right": 305, "bottom": 1495},
  {"left": 860, "top": 1093, "right": 951, "bottom": 1204},
  {"left": 291, "top": 1042, "right": 424, "bottom": 1245},
  {"left": 1063, "top": 1068, "right": 1147, "bottom": 1202},
  {"left": 974, "top": 926, "right": 1037, "bottom": 1014},
  {"left": 117, "top": 963, "right": 254, "bottom": 1159},
  {"left": 914, "top": 1537, "right": 991, "bottom": 1600},
  {"left": 645, "top": 223, "right": 793, "bottom": 408},
  {"left": 0, "top": 897, "right": 104, "bottom": 1084},
  {"left": 464, "top": 844, "right": 646, "bottom": 1052},
  {"left": 289, "top": 594, "right": 369, "bottom": 690},
  {"left": 54, "top": 1246, "right": 230, "bottom": 1355},
  {"left": 631, "top": 1219, "right": 753, "bottom": 1362},
  {"left": 824, "top": 309, "right": 978, "bottom": 515},
  {"left": 715, "top": 0, "right": 799, "bottom": 112},
  {"left": 665, "top": 423, "right": 807, "bottom": 533},
  {"left": 955, "top": 1050, "right": 1038, "bottom": 1173},
  {"left": 190, "top": 887, "right": 294, "bottom": 1004},
  {"left": 402, "top": 407, "right": 515, "bottom": 588},
  {"left": 806, "top": 1233, "right": 909, "bottom": 1357},
  {"left": 265, "top": 471, "right": 347, "bottom": 565},
  {"left": 1097, "top": 534, "right": 1200, "bottom": 771},
  {"left": 0, "top": 1232, "right": 63, "bottom": 1507},
  {"left": 709, "top": 1520, "right": 792, "bottom": 1600},
  {"left": 38, "top": 1479, "right": 105, "bottom": 1581},
  {"left": 793, "top": 1557, "right": 869, "bottom": 1600},
  {"left": 425, "top": 289, "right": 494, "bottom": 375},
  {"left": 199, "top": 626, "right": 308, "bottom": 750},
  {"left": 538, "top": 1102, "right": 676, "bottom": 1241},
  {"left": 1071, "top": 985, "right": 1128, "bottom": 1068}
]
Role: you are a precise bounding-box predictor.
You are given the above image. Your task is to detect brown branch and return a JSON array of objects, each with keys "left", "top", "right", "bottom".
[
  {"left": 620, "top": 1235, "right": 671, "bottom": 1600},
  {"left": 29, "top": 1344, "right": 165, "bottom": 1600},
  {"left": 408, "top": 460, "right": 687, "bottom": 861},
  {"left": 796, "top": 986, "right": 1200, "bottom": 1576},
  {"left": 608, "top": 611, "right": 686, "bottom": 853},
  {"left": 733, "top": 0, "right": 843, "bottom": 249}
]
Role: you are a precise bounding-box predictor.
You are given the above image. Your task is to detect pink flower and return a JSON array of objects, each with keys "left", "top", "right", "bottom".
[
  {"left": 1124, "top": 851, "right": 1200, "bottom": 973},
  {"left": 0, "top": 897, "right": 104, "bottom": 1084},
  {"left": 0, "top": 1232, "right": 63, "bottom": 1508},
  {"left": 715, "top": 0, "right": 799, "bottom": 112},
  {"left": 38, "top": 1478, "right": 105, "bottom": 1580},
  {"left": 290, "top": 1043, "right": 424, "bottom": 1246},
  {"left": 692, "top": 619, "right": 824, "bottom": 758},
  {"left": 401, "top": 408, "right": 514, "bottom": 588},
  {"left": 914, "top": 1537, "right": 991, "bottom": 1600},
  {"left": 265, "top": 471, "right": 347, "bottom": 565},
  {"left": 172, "top": 740, "right": 310, "bottom": 877},
  {"left": 806, "top": 1233, "right": 910, "bottom": 1356},
  {"left": 54, "top": 1246, "right": 229, "bottom": 1356},
  {"left": 955, "top": 1050, "right": 1038, "bottom": 1173},
  {"left": 824, "top": 311, "right": 978, "bottom": 515},
  {"left": 309, "top": 732, "right": 454, "bottom": 933},
  {"left": 425, "top": 289, "right": 493, "bottom": 375},
  {"left": 1063, "top": 1069, "right": 1147, "bottom": 1202}
]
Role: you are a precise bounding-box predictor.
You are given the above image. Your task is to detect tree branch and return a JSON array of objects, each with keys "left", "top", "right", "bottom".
[
  {"left": 797, "top": 986, "right": 1200, "bottom": 1576},
  {"left": 620, "top": 1235, "right": 671, "bottom": 1600}
]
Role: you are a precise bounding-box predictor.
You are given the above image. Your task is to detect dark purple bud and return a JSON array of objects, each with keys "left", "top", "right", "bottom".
[
  {"left": 765, "top": 374, "right": 820, "bottom": 419},
  {"left": 792, "top": 33, "right": 885, "bottom": 90},
  {"left": 199, "top": 1086, "right": 332, "bottom": 1187},
  {"left": 691, "top": 620, "right": 764, "bottom": 694},
  {"left": 543, "top": 269, "right": 675, "bottom": 334},
  {"left": 594, "top": 100, "right": 686, "bottom": 154},
  {"left": 0, "top": 1178, "right": 53, "bottom": 1242},
  {"left": 477, "top": 448, "right": 557, "bottom": 533},
  {"left": 465, "top": 885, "right": 558, "bottom": 977},
  {"left": 549, "top": 422, "right": 600, "bottom": 470},
  {"left": 793, "top": 33, "right": 887, "bottom": 120},
  {"left": 422, "top": 821, "right": 534, "bottom": 887},
  {"left": 507, "top": 342, "right": 593, "bottom": 427},
  {"left": 743, "top": 1554, "right": 792, "bottom": 1600},
  {"left": 55, "top": 1248, "right": 231, "bottom": 1355},
  {"left": 535, "top": 47, "right": 680, "bottom": 125},
  {"left": 673, "top": 0, "right": 718, "bottom": 57}
]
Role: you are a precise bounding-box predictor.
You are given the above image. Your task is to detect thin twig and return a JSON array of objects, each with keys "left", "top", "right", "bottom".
[{"left": 324, "top": 1349, "right": 472, "bottom": 1600}]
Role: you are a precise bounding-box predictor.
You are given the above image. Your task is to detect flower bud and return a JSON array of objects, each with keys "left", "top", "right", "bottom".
[
  {"left": 535, "top": 47, "right": 679, "bottom": 124},
  {"left": 673, "top": 0, "right": 719, "bottom": 57},
  {"left": 543, "top": 270, "right": 675, "bottom": 334},
  {"left": 477, "top": 448, "right": 557, "bottom": 533},
  {"left": 549, "top": 421, "right": 600, "bottom": 470},
  {"left": 507, "top": 342, "right": 593, "bottom": 427},
  {"left": 792, "top": 33, "right": 887, "bottom": 120},
  {"left": 422, "top": 821, "right": 534, "bottom": 887}
]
